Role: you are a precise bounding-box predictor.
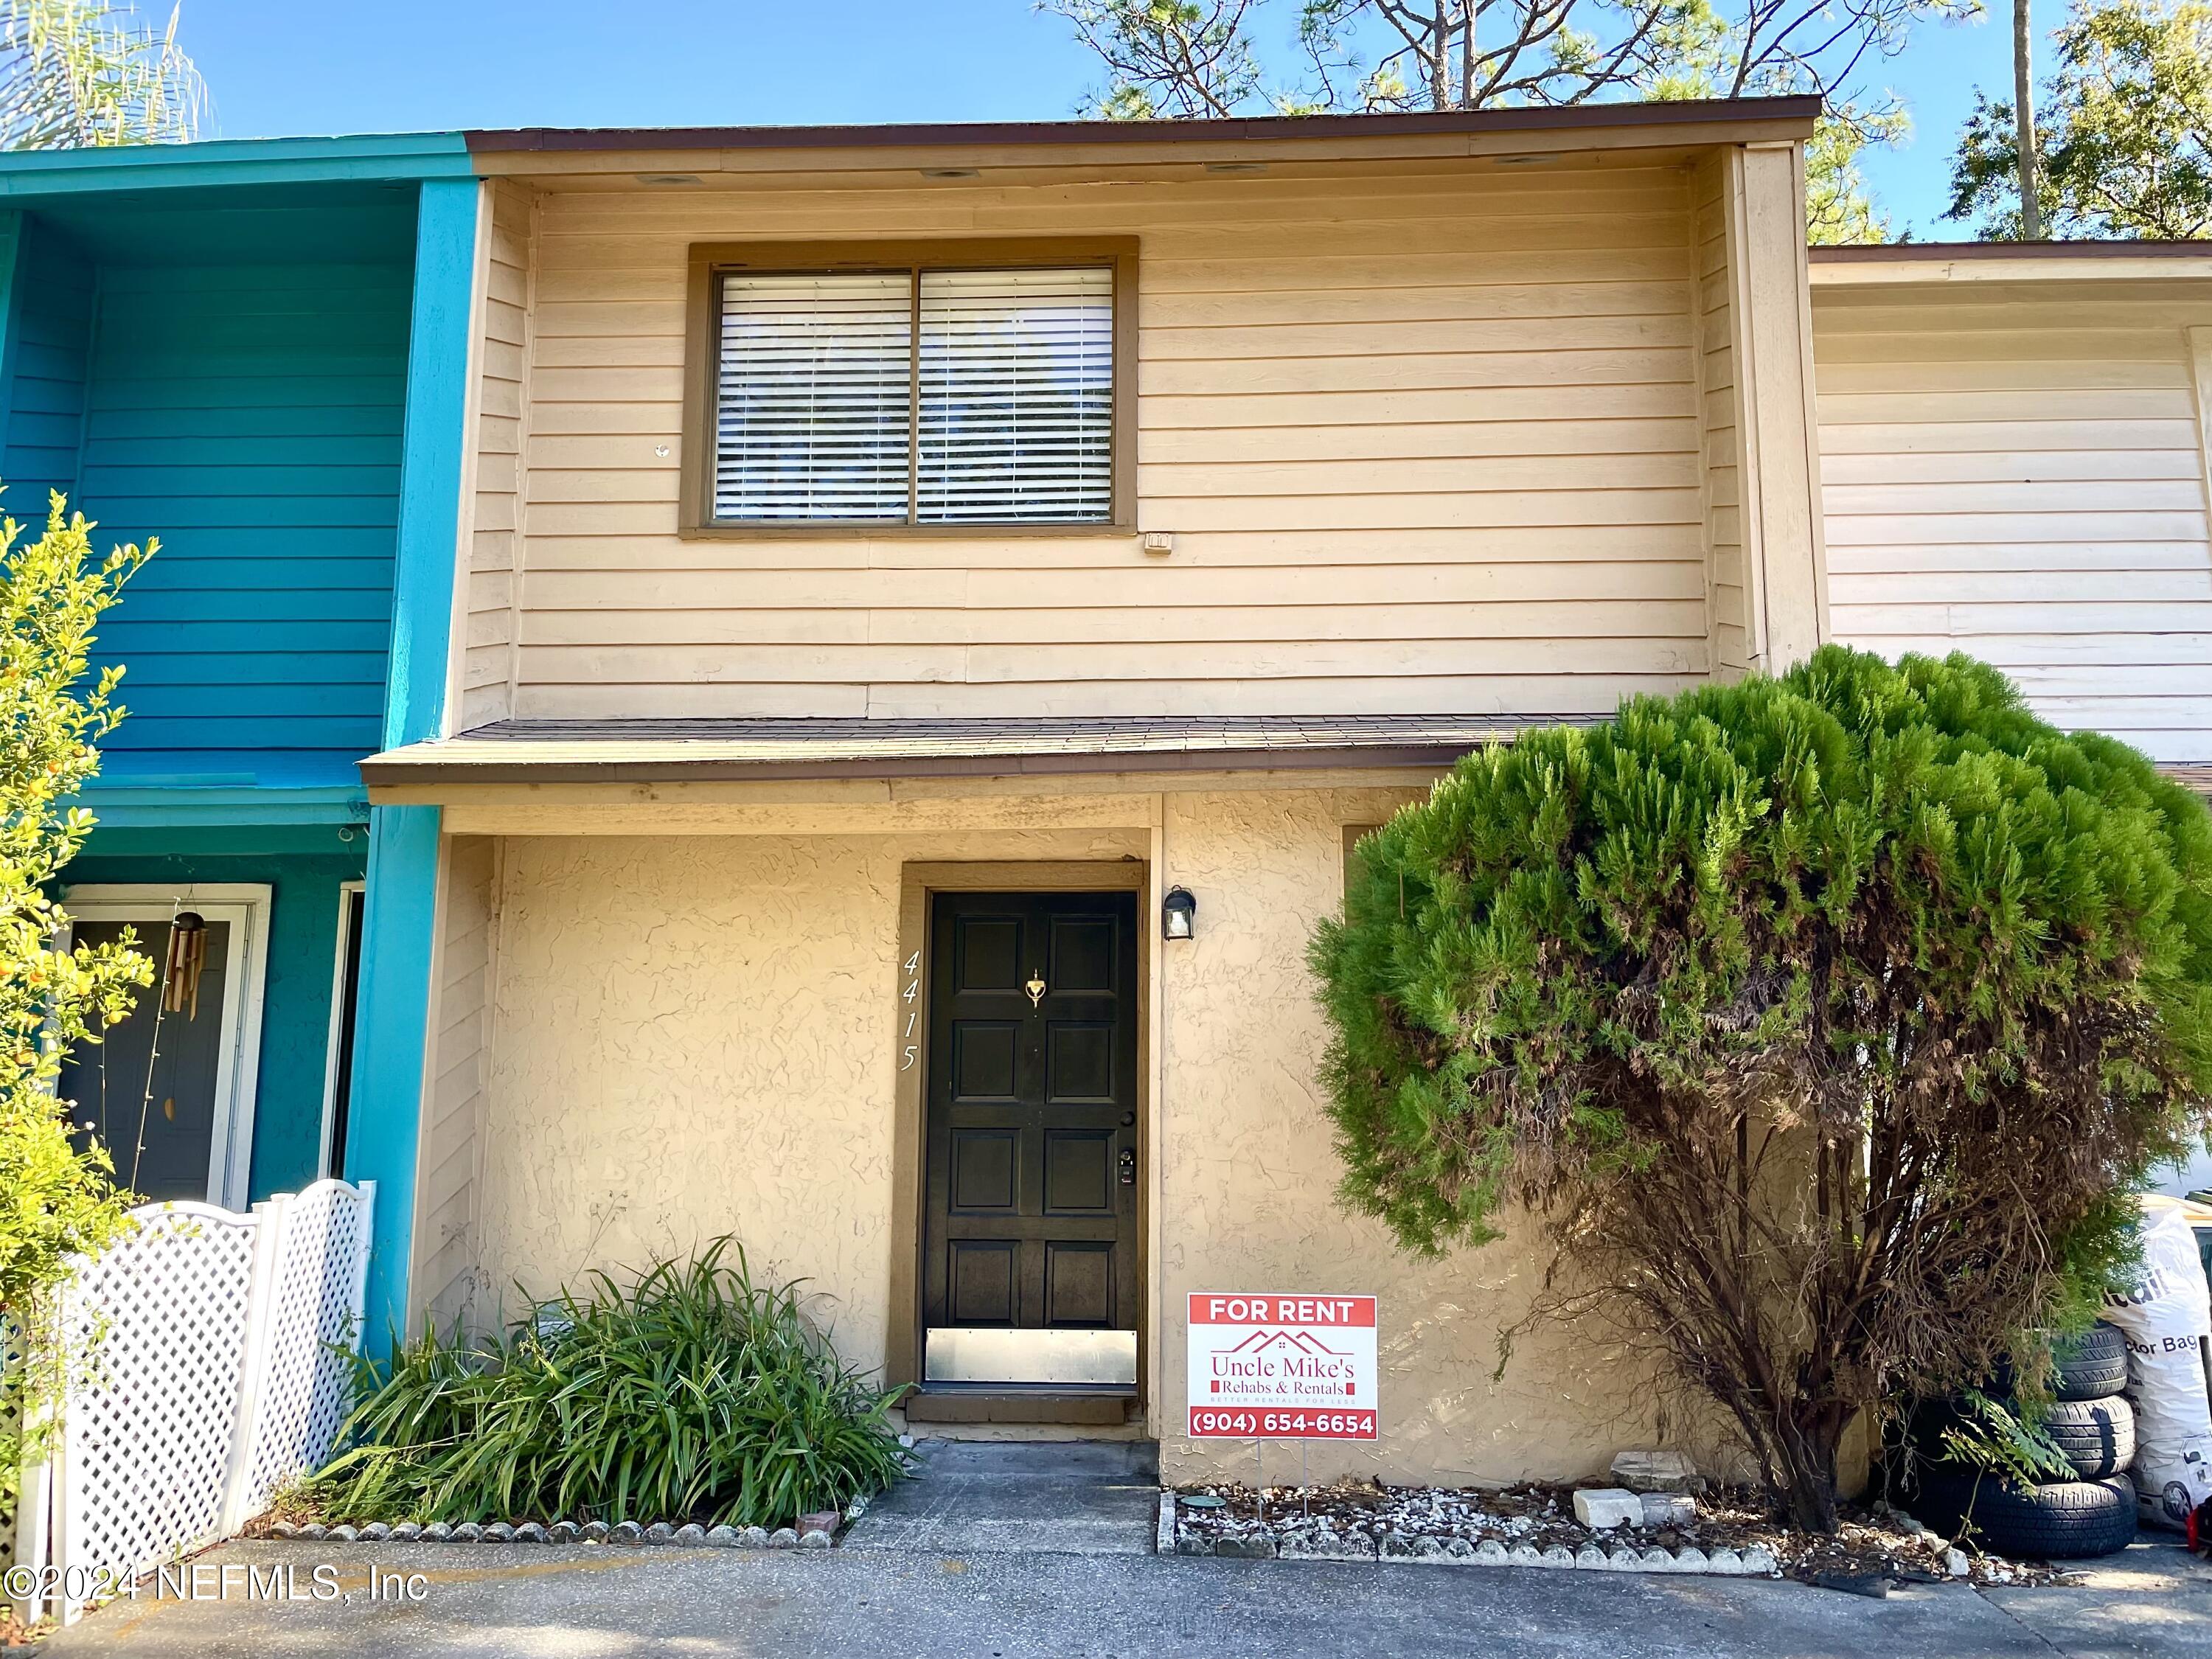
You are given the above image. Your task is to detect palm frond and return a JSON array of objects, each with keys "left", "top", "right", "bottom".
[{"left": 0, "top": 0, "right": 206, "bottom": 150}]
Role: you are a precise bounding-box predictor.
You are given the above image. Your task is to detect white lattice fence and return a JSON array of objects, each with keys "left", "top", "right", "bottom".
[
  {"left": 8, "top": 1179, "right": 373, "bottom": 1625},
  {"left": 226, "top": 1179, "right": 375, "bottom": 1531},
  {"left": 0, "top": 1324, "right": 20, "bottom": 1579},
  {"left": 56, "top": 1202, "right": 259, "bottom": 1610}
]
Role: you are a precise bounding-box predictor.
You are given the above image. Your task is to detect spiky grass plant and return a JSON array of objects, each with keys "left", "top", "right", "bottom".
[{"left": 309, "top": 1240, "right": 907, "bottom": 1528}]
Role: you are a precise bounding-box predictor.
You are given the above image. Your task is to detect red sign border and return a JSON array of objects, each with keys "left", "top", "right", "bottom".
[{"left": 1185, "top": 1289, "right": 1380, "bottom": 1442}]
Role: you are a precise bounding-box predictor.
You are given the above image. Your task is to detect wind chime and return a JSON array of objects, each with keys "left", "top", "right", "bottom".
[{"left": 161, "top": 911, "right": 208, "bottom": 1020}]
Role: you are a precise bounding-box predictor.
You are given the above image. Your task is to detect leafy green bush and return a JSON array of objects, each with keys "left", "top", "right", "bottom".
[
  {"left": 309, "top": 1241, "right": 906, "bottom": 1527},
  {"left": 1, "top": 495, "right": 152, "bottom": 1504},
  {"left": 1311, "top": 647, "right": 2212, "bottom": 1531}
]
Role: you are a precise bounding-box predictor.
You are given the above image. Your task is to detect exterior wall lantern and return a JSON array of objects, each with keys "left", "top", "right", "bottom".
[{"left": 1162, "top": 886, "right": 1197, "bottom": 940}]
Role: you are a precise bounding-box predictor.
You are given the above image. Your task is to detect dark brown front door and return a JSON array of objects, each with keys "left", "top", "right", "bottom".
[{"left": 922, "top": 890, "right": 1139, "bottom": 1385}]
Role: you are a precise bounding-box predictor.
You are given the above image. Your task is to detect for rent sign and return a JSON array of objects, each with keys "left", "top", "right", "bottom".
[{"left": 1186, "top": 1293, "right": 1378, "bottom": 1441}]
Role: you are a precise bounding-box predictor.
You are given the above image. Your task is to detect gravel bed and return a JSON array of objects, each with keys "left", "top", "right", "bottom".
[{"left": 1166, "top": 1479, "right": 2060, "bottom": 1587}]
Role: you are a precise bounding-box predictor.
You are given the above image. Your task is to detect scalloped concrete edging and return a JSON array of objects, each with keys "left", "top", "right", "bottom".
[
  {"left": 1155, "top": 1492, "right": 1781, "bottom": 1577},
  {"left": 268, "top": 1517, "right": 839, "bottom": 1550}
]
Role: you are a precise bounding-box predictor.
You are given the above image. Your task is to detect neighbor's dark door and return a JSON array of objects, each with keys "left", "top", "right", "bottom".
[
  {"left": 923, "top": 891, "right": 1139, "bottom": 1379},
  {"left": 61, "top": 917, "right": 234, "bottom": 1203},
  {"left": 325, "top": 885, "right": 366, "bottom": 1177}
]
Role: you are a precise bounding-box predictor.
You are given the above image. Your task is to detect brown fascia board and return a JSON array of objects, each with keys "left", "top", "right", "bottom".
[
  {"left": 358, "top": 742, "right": 1500, "bottom": 789},
  {"left": 463, "top": 97, "right": 1823, "bottom": 159},
  {"left": 1812, "top": 240, "right": 2211, "bottom": 261}
]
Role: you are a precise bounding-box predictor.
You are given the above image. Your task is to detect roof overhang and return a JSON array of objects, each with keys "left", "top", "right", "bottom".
[
  {"left": 0, "top": 132, "right": 473, "bottom": 199},
  {"left": 1811, "top": 240, "right": 2212, "bottom": 285},
  {"left": 460, "top": 97, "right": 1822, "bottom": 181},
  {"left": 360, "top": 719, "right": 2212, "bottom": 821},
  {"left": 0, "top": 100, "right": 1822, "bottom": 204},
  {"left": 360, "top": 714, "right": 1562, "bottom": 797}
]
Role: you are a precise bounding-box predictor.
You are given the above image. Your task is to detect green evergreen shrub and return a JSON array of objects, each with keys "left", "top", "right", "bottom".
[
  {"left": 1311, "top": 646, "right": 2212, "bottom": 1530},
  {"left": 309, "top": 1241, "right": 906, "bottom": 1528}
]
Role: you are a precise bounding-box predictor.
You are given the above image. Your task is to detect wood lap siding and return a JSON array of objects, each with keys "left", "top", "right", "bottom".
[
  {"left": 1, "top": 220, "right": 94, "bottom": 514},
  {"left": 413, "top": 835, "right": 497, "bottom": 1333},
  {"left": 1815, "top": 282, "right": 2212, "bottom": 762},
  {"left": 461, "top": 183, "right": 534, "bottom": 728},
  {"left": 510, "top": 164, "right": 1711, "bottom": 720},
  {"left": 77, "top": 260, "right": 410, "bottom": 759}
]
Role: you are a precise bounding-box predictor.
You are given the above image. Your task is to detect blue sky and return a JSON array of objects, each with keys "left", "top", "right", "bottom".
[{"left": 182, "top": 0, "right": 2028, "bottom": 240}]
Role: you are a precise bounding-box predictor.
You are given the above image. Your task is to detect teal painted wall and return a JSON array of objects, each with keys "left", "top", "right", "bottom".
[
  {"left": 65, "top": 826, "right": 368, "bottom": 1200},
  {"left": 1, "top": 170, "right": 481, "bottom": 1333},
  {"left": 352, "top": 177, "right": 482, "bottom": 1349},
  {"left": 0, "top": 180, "right": 434, "bottom": 1217},
  {"left": 66, "top": 197, "right": 416, "bottom": 779},
  {"left": 0, "top": 213, "right": 92, "bottom": 516}
]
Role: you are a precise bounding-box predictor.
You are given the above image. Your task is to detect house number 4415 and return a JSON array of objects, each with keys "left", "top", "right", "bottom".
[{"left": 900, "top": 951, "right": 920, "bottom": 1070}]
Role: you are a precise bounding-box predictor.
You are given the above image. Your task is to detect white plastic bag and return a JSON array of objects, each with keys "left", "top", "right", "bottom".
[{"left": 2103, "top": 1196, "right": 2212, "bottom": 1529}]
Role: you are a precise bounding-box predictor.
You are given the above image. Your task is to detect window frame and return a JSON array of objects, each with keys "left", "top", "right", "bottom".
[{"left": 681, "top": 238, "right": 1138, "bottom": 538}]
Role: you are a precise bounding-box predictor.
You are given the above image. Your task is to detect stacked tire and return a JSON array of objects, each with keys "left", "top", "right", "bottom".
[{"left": 1902, "top": 1324, "right": 2139, "bottom": 1559}]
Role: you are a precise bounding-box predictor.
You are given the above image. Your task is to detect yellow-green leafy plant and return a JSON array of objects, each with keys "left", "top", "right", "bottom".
[{"left": 0, "top": 495, "right": 153, "bottom": 1503}]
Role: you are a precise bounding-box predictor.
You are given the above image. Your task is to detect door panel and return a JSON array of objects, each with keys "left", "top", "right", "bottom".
[
  {"left": 950, "top": 1128, "right": 1018, "bottom": 1212},
  {"left": 1044, "top": 1242, "right": 1114, "bottom": 1326},
  {"left": 1043, "top": 1129, "right": 1113, "bottom": 1214},
  {"left": 1046, "top": 1023, "right": 1114, "bottom": 1102},
  {"left": 922, "top": 889, "right": 1139, "bottom": 1384}
]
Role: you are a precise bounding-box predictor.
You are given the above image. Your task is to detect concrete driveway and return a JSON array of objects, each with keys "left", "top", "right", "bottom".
[{"left": 34, "top": 1533, "right": 2212, "bottom": 1659}]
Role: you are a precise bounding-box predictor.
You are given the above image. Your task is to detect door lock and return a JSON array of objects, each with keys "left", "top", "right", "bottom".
[{"left": 1118, "top": 1147, "right": 1137, "bottom": 1186}]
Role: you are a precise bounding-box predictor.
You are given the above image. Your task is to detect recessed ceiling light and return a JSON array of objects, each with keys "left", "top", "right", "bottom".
[
  {"left": 922, "top": 167, "right": 981, "bottom": 179},
  {"left": 635, "top": 173, "right": 703, "bottom": 186}
]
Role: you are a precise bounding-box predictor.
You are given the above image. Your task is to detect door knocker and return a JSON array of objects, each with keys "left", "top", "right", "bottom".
[{"left": 1024, "top": 973, "right": 1047, "bottom": 1007}]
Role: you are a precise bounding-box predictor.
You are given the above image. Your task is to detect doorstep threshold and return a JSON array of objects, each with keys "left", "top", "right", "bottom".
[{"left": 903, "top": 1384, "right": 1137, "bottom": 1426}]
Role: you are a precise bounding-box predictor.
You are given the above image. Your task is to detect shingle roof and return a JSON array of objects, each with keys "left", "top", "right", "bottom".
[
  {"left": 362, "top": 716, "right": 2212, "bottom": 792},
  {"left": 360, "top": 714, "right": 1579, "bottom": 787}
]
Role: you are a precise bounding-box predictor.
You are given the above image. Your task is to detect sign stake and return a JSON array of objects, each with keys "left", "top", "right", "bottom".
[{"left": 1185, "top": 1290, "right": 1380, "bottom": 1525}]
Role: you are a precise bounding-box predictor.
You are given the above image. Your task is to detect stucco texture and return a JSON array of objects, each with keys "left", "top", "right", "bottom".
[
  {"left": 472, "top": 821, "right": 1147, "bottom": 1368},
  {"left": 1154, "top": 790, "right": 1672, "bottom": 1488},
  {"left": 465, "top": 787, "right": 1688, "bottom": 1488}
]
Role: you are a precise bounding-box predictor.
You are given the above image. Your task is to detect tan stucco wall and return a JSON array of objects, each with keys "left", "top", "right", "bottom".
[
  {"left": 1152, "top": 789, "right": 1670, "bottom": 1487},
  {"left": 472, "top": 816, "right": 1150, "bottom": 1366},
  {"left": 465, "top": 785, "right": 1687, "bottom": 1487}
]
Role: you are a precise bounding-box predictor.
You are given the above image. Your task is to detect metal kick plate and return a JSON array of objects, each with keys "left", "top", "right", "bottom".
[{"left": 924, "top": 1326, "right": 1138, "bottom": 1385}]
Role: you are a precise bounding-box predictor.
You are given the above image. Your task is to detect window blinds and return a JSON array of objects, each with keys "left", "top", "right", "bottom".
[
  {"left": 712, "top": 264, "right": 1113, "bottom": 526},
  {"left": 918, "top": 267, "right": 1113, "bottom": 524},
  {"left": 714, "top": 272, "right": 914, "bottom": 522}
]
